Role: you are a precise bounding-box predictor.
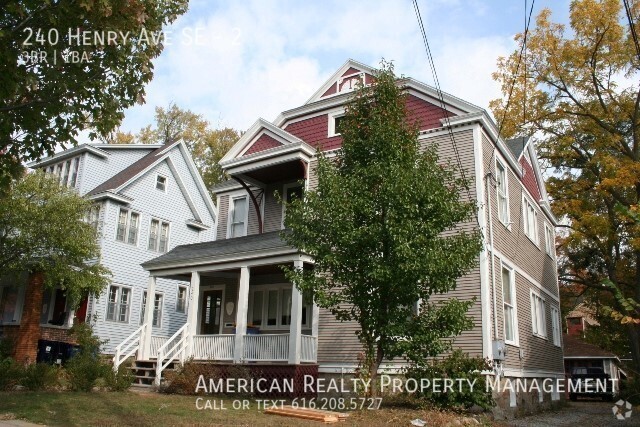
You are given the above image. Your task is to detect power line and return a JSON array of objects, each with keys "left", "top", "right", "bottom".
[{"left": 623, "top": 0, "right": 640, "bottom": 63}]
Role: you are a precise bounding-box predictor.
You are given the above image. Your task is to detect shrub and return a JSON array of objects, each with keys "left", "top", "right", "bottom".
[
  {"left": 0, "top": 358, "right": 22, "bottom": 391},
  {"left": 404, "top": 350, "right": 494, "bottom": 411},
  {"left": 0, "top": 337, "right": 13, "bottom": 360},
  {"left": 162, "top": 360, "right": 252, "bottom": 396},
  {"left": 19, "top": 363, "right": 60, "bottom": 391},
  {"left": 620, "top": 374, "right": 640, "bottom": 404},
  {"left": 66, "top": 322, "right": 109, "bottom": 392},
  {"left": 104, "top": 363, "right": 134, "bottom": 392}
]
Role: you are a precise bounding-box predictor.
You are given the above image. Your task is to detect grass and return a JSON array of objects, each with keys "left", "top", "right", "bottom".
[{"left": 0, "top": 391, "right": 493, "bottom": 426}]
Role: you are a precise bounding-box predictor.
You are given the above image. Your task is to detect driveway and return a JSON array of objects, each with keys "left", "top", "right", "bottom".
[{"left": 507, "top": 400, "right": 640, "bottom": 427}]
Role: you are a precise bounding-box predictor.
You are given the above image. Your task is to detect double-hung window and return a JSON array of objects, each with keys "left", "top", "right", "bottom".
[
  {"left": 106, "top": 285, "right": 131, "bottom": 323},
  {"left": 544, "top": 223, "right": 554, "bottom": 257},
  {"left": 229, "top": 196, "right": 247, "bottom": 238},
  {"left": 501, "top": 265, "right": 518, "bottom": 345},
  {"left": 496, "top": 161, "right": 510, "bottom": 225},
  {"left": 148, "top": 219, "right": 170, "bottom": 252},
  {"left": 523, "top": 196, "right": 539, "bottom": 244},
  {"left": 69, "top": 157, "right": 80, "bottom": 188},
  {"left": 116, "top": 208, "right": 140, "bottom": 245},
  {"left": 156, "top": 175, "right": 167, "bottom": 192},
  {"left": 176, "top": 286, "right": 188, "bottom": 313},
  {"left": 551, "top": 306, "right": 561, "bottom": 347},
  {"left": 140, "top": 291, "right": 163, "bottom": 327},
  {"left": 248, "top": 285, "right": 312, "bottom": 329},
  {"left": 530, "top": 290, "right": 547, "bottom": 338},
  {"left": 86, "top": 204, "right": 100, "bottom": 230}
]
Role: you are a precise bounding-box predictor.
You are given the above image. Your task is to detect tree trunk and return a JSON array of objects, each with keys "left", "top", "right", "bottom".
[
  {"left": 368, "top": 343, "right": 385, "bottom": 397},
  {"left": 627, "top": 323, "right": 640, "bottom": 370}
]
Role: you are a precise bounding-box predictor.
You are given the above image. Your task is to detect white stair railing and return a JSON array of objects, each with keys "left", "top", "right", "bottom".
[
  {"left": 154, "top": 323, "right": 189, "bottom": 386},
  {"left": 113, "top": 324, "right": 146, "bottom": 372}
]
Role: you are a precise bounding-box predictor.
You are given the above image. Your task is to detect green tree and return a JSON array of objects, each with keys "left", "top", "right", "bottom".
[
  {"left": 0, "top": 0, "right": 188, "bottom": 188},
  {"left": 490, "top": 0, "right": 640, "bottom": 368},
  {"left": 0, "top": 171, "right": 110, "bottom": 305},
  {"left": 282, "top": 62, "right": 482, "bottom": 387},
  {"left": 107, "top": 104, "right": 240, "bottom": 191}
]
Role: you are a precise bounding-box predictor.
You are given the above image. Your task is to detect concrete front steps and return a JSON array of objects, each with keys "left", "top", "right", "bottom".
[{"left": 130, "top": 360, "right": 177, "bottom": 388}]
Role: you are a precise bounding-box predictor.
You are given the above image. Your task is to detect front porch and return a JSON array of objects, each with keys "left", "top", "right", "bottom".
[{"left": 113, "top": 232, "right": 318, "bottom": 384}]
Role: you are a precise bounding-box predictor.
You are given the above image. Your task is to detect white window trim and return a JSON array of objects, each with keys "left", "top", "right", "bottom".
[
  {"left": 198, "top": 284, "right": 226, "bottom": 335},
  {"left": 495, "top": 157, "right": 511, "bottom": 229},
  {"left": 530, "top": 289, "right": 547, "bottom": 339},
  {"left": 551, "top": 305, "right": 561, "bottom": 347},
  {"left": 327, "top": 109, "right": 346, "bottom": 138},
  {"left": 105, "top": 284, "right": 132, "bottom": 324},
  {"left": 115, "top": 208, "right": 141, "bottom": 246},
  {"left": 147, "top": 217, "right": 171, "bottom": 253},
  {"left": 247, "top": 284, "right": 311, "bottom": 330},
  {"left": 281, "top": 182, "right": 304, "bottom": 229},
  {"left": 544, "top": 223, "right": 555, "bottom": 258},
  {"left": 501, "top": 261, "right": 520, "bottom": 347},
  {"left": 156, "top": 174, "right": 167, "bottom": 192},
  {"left": 140, "top": 290, "right": 164, "bottom": 328},
  {"left": 226, "top": 193, "right": 249, "bottom": 239},
  {"left": 337, "top": 71, "right": 365, "bottom": 95},
  {"left": 522, "top": 194, "right": 540, "bottom": 247},
  {"left": 176, "top": 285, "right": 188, "bottom": 314},
  {"left": 0, "top": 284, "right": 26, "bottom": 325}
]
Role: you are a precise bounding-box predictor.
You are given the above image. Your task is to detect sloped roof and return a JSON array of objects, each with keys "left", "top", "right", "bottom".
[
  {"left": 87, "top": 139, "right": 180, "bottom": 196},
  {"left": 505, "top": 136, "right": 529, "bottom": 159},
  {"left": 563, "top": 334, "right": 618, "bottom": 359},
  {"left": 142, "top": 230, "right": 296, "bottom": 270}
]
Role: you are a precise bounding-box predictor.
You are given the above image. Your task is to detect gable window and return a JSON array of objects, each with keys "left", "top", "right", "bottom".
[
  {"left": 530, "top": 290, "right": 547, "bottom": 338},
  {"left": 176, "top": 286, "right": 188, "bottom": 313},
  {"left": 282, "top": 184, "right": 304, "bottom": 229},
  {"left": 55, "top": 163, "right": 63, "bottom": 182},
  {"left": 523, "top": 196, "right": 539, "bottom": 245},
  {"left": 106, "top": 285, "right": 131, "bottom": 323},
  {"left": 86, "top": 204, "right": 100, "bottom": 230},
  {"left": 148, "top": 219, "right": 170, "bottom": 252},
  {"left": 69, "top": 157, "right": 80, "bottom": 188},
  {"left": 116, "top": 209, "right": 140, "bottom": 245},
  {"left": 544, "top": 223, "right": 554, "bottom": 257},
  {"left": 501, "top": 265, "right": 518, "bottom": 345},
  {"left": 551, "top": 306, "right": 561, "bottom": 347},
  {"left": 328, "top": 111, "right": 346, "bottom": 137},
  {"left": 248, "top": 285, "right": 312, "bottom": 330},
  {"left": 62, "top": 160, "right": 71, "bottom": 186},
  {"left": 337, "top": 72, "right": 364, "bottom": 93},
  {"left": 228, "top": 196, "right": 248, "bottom": 238},
  {"left": 496, "top": 161, "right": 510, "bottom": 225},
  {"left": 140, "top": 291, "right": 163, "bottom": 327},
  {"left": 156, "top": 175, "right": 167, "bottom": 192}
]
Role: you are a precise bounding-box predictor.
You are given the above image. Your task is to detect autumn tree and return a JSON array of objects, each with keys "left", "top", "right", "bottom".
[
  {"left": 283, "top": 62, "right": 482, "bottom": 388},
  {"left": 490, "top": 0, "right": 640, "bottom": 368},
  {"left": 0, "top": 171, "right": 110, "bottom": 306},
  {"left": 106, "top": 104, "right": 239, "bottom": 191},
  {"left": 0, "top": 0, "right": 188, "bottom": 189}
]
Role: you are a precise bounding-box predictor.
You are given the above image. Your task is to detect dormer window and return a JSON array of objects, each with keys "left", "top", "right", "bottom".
[{"left": 156, "top": 175, "right": 167, "bottom": 192}]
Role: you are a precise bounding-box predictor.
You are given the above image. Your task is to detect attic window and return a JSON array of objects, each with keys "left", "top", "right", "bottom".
[
  {"left": 328, "top": 111, "right": 346, "bottom": 137},
  {"left": 156, "top": 175, "right": 167, "bottom": 192},
  {"left": 338, "top": 72, "right": 364, "bottom": 93}
]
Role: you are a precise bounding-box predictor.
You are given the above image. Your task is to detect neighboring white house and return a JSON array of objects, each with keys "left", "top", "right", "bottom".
[{"left": 25, "top": 140, "right": 216, "bottom": 353}]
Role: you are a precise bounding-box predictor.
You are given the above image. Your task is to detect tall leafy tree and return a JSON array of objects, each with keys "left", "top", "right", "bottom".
[
  {"left": 0, "top": 171, "right": 110, "bottom": 306},
  {"left": 106, "top": 104, "right": 240, "bottom": 191},
  {"left": 490, "top": 0, "right": 640, "bottom": 368},
  {"left": 283, "top": 62, "right": 482, "bottom": 386},
  {"left": 0, "top": 0, "right": 188, "bottom": 188}
]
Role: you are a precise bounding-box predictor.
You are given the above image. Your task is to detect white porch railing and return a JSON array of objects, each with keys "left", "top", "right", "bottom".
[
  {"left": 113, "top": 324, "right": 145, "bottom": 372},
  {"left": 192, "top": 335, "right": 235, "bottom": 360},
  {"left": 150, "top": 336, "right": 168, "bottom": 358},
  {"left": 243, "top": 334, "right": 289, "bottom": 362},
  {"left": 155, "top": 323, "right": 189, "bottom": 386},
  {"left": 300, "top": 335, "right": 317, "bottom": 363}
]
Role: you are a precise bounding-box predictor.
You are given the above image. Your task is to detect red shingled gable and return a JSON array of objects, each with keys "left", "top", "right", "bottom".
[
  {"left": 520, "top": 157, "right": 542, "bottom": 201},
  {"left": 244, "top": 133, "right": 282, "bottom": 155},
  {"left": 406, "top": 94, "right": 453, "bottom": 131}
]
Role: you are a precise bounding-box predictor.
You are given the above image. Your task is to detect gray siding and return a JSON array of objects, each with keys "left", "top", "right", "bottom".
[{"left": 78, "top": 148, "right": 151, "bottom": 196}]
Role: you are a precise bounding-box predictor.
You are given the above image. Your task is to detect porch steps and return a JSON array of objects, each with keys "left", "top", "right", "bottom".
[{"left": 130, "top": 360, "right": 178, "bottom": 387}]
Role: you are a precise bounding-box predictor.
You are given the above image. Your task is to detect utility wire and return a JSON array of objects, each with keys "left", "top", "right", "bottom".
[{"left": 623, "top": 0, "right": 640, "bottom": 63}]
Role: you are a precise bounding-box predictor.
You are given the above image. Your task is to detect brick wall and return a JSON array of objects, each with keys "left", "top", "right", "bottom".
[{"left": 13, "top": 272, "right": 44, "bottom": 363}]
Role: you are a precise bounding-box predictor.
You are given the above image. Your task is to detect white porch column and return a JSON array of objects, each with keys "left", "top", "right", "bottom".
[
  {"left": 140, "top": 275, "right": 156, "bottom": 360},
  {"left": 311, "top": 303, "right": 320, "bottom": 338},
  {"left": 65, "top": 309, "right": 75, "bottom": 328},
  {"left": 233, "top": 266, "right": 250, "bottom": 363},
  {"left": 288, "top": 259, "right": 304, "bottom": 365},
  {"left": 186, "top": 271, "right": 200, "bottom": 358}
]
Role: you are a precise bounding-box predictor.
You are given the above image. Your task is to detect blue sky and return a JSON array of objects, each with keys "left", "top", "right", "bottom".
[{"left": 117, "top": 0, "right": 572, "bottom": 135}]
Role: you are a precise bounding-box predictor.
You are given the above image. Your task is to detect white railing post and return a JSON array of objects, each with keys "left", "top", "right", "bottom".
[
  {"left": 288, "top": 259, "right": 303, "bottom": 365},
  {"left": 234, "top": 266, "right": 250, "bottom": 363},
  {"left": 140, "top": 275, "right": 157, "bottom": 360},
  {"left": 186, "top": 271, "right": 200, "bottom": 359}
]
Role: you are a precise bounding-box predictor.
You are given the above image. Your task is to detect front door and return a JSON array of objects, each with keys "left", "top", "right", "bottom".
[{"left": 200, "top": 290, "right": 223, "bottom": 334}]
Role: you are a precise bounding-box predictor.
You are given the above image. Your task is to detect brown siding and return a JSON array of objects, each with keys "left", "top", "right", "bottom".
[{"left": 216, "top": 195, "right": 229, "bottom": 239}]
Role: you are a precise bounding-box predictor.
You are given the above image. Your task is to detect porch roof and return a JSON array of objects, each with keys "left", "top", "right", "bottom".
[{"left": 141, "top": 230, "right": 299, "bottom": 271}]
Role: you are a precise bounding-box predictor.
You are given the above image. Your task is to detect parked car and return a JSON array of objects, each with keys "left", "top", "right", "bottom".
[{"left": 569, "top": 367, "right": 615, "bottom": 401}]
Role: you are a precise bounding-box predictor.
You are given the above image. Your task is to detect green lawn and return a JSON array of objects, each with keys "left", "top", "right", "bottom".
[{"left": 0, "top": 391, "right": 490, "bottom": 426}]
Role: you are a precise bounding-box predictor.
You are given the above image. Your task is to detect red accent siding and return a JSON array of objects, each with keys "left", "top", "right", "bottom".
[
  {"left": 364, "top": 73, "right": 375, "bottom": 85},
  {"left": 406, "top": 94, "right": 453, "bottom": 131},
  {"left": 321, "top": 83, "right": 337, "bottom": 97},
  {"left": 520, "top": 158, "right": 542, "bottom": 200},
  {"left": 341, "top": 67, "right": 361, "bottom": 77},
  {"left": 244, "top": 134, "right": 282, "bottom": 155},
  {"left": 284, "top": 115, "right": 343, "bottom": 152}
]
